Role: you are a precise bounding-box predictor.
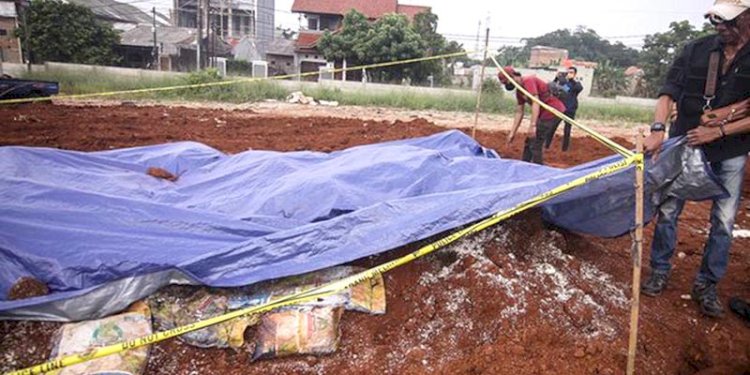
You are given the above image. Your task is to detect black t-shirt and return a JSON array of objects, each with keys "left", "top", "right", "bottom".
[{"left": 659, "top": 34, "right": 750, "bottom": 162}]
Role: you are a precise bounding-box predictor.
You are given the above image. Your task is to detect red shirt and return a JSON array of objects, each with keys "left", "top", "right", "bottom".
[{"left": 514, "top": 76, "right": 566, "bottom": 121}]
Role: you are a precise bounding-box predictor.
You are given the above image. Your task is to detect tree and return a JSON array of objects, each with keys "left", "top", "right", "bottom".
[
  {"left": 15, "top": 0, "right": 120, "bottom": 65},
  {"left": 637, "top": 21, "right": 713, "bottom": 97},
  {"left": 591, "top": 60, "right": 627, "bottom": 98},
  {"left": 521, "top": 26, "right": 639, "bottom": 67},
  {"left": 493, "top": 46, "right": 526, "bottom": 67},
  {"left": 365, "top": 14, "right": 426, "bottom": 82},
  {"left": 410, "top": 11, "right": 444, "bottom": 83},
  {"left": 320, "top": 10, "right": 458, "bottom": 84},
  {"left": 318, "top": 10, "right": 371, "bottom": 66}
]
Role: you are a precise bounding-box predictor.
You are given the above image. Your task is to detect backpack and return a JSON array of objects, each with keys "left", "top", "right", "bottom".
[{"left": 547, "top": 80, "right": 571, "bottom": 101}]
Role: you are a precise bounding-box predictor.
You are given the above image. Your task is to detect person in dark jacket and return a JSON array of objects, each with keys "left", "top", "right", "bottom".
[
  {"left": 641, "top": 0, "right": 750, "bottom": 318},
  {"left": 545, "top": 67, "right": 583, "bottom": 151}
]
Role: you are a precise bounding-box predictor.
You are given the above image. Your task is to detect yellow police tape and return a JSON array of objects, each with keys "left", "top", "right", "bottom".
[
  {"left": 6, "top": 153, "right": 641, "bottom": 375},
  {"left": 491, "top": 55, "right": 634, "bottom": 159},
  {"left": 0, "top": 51, "right": 473, "bottom": 105}
]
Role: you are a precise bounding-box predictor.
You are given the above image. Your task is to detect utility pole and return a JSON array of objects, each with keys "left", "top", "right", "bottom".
[
  {"left": 152, "top": 7, "right": 158, "bottom": 69},
  {"left": 196, "top": 0, "right": 202, "bottom": 70},
  {"left": 472, "top": 27, "right": 490, "bottom": 139},
  {"left": 20, "top": 0, "right": 31, "bottom": 72},
  {"left": 474, "top": 20, "right": 481, "bottom": 58},
  {"left": 227, "top": 0, "right": 233, "bottom": 38},
  {"left": 219, "top": 0, "right": 224, "bottom": 38},
  {"left": 202, "top": 0, "right": 209, "bottom": 69},
  {"left": 209, "top": 20, "right": 215, "bottom": 68}
]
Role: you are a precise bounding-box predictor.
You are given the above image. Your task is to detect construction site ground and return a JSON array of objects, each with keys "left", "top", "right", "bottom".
[{"left": 1, "top": 101, "right": 749, "bottom": 375}]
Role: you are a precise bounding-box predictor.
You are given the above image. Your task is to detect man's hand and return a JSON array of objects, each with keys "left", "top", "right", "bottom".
[
  {"left": 520, "top": 124, "right": 534, "bottom": 141},
  {"left": 687, "top": 126, "right": 722, "bottom": 146},
  {"left": 643, "top": 131, "right": 665, "bottom": 160}
]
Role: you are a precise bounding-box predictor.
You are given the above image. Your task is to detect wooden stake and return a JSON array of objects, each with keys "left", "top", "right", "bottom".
[
  {"left": 472, "top": 27, "right": 490, "bottom": 139},
  {"left": 627, "top": 129, "right": 645, "bottom": 375}
]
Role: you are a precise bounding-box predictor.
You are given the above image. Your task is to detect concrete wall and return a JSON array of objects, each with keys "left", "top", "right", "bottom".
[
  {"left": 0, "top": 62, "right": 44, "bottom": 76},
  {"left": 274, "top": 79, "right": 475, "bottom": 98},
  {"left": 0, "top": 60, "right": 657, "bottom": 108},
  {"left": 584, "top": 96, "right": 657, "bottom": 108},
  {"left": 43, "top": 62, "right": 186, "bottom": 79},
  {"left": 1, "top": 61, "right": 187, "bottom": 80},
  {"left": 267, "top": 54, "right": 294, "bottom": 75},
  {"left": 0, "top": 16, "right": 22, "bottom": 63}
]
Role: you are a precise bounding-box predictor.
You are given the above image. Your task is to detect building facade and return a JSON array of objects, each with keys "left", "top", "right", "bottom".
[
  {"left": 0, "top": 1, "right": 22, "bottom": 64},
  {"left": 290, "top": 0, "right": 430, "bottom": 80}
]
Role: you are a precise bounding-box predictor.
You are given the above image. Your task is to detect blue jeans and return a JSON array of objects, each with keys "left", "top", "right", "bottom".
[{"left": 650, "top": 153, "right": 747, "bottom": 284}]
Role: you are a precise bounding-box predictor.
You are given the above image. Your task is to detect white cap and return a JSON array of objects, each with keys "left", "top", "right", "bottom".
[{"left": 706, "top": 0, "right": 750, "bottom": 21}]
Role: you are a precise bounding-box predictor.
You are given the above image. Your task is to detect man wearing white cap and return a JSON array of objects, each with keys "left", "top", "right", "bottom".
[{"left": 642, "top": 0, "right": 750, "bottom": 318}]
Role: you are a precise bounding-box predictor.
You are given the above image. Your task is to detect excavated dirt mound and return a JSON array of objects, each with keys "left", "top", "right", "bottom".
[
  {"left": 0, "top": 102, "right": 749, "bottom": 374},
  {"left": 6, "top": 277, "right": 49, "bottom": 301}
]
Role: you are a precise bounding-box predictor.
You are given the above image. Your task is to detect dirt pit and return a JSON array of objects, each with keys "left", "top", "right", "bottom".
[{"left": 0, "top": 102, "right": 749, "bottom": 374}]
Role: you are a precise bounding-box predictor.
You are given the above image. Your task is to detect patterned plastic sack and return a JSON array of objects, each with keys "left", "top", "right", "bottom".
[
  {"left": 252, "top": 306, "right": 343, "bottom": 361},
  {"left": 48, "top": 302, "right": 152, "bottom": 375},
  {"left": 149, "top": 287, "right": 258, "bottom": 349},
  {"left": 229, "top": 266, "right": 386, "bottom": 314}
]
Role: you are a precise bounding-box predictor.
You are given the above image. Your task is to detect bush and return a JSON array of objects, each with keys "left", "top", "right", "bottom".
[
  {"left": 184, "top": 68, "right": 223, "bottom": 85},
  {"left": 481, "top": 78, "right": 503, "bottom": 95}
]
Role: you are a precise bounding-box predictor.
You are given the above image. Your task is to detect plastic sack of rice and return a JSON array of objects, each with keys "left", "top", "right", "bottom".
[
  {"left": 252, "top": 306, "right": 343, "bottom": 360},
  {"left": 48, "top": 302, "right": 152, "bottom": 375},
  {"left": 229, "top": 266, "right": 386, "bottom": 314},
  {"left": 149, "top": 287, "right": 258, "bottom": 349}
]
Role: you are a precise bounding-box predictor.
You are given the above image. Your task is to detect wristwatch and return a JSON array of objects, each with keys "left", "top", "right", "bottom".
[{"left": 650, "top": 122, "right": 666, "bottom": 133}]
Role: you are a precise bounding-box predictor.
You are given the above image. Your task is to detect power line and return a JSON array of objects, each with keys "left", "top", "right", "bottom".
[{"left": 86, "top": 1, "right": 656, "bottom": 50}]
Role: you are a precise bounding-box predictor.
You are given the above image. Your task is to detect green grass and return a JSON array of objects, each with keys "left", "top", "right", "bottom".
[
  {"left": 21, "top": 69, "right": 182, "bottom": 95},
  {"left": 576, "top": 103, "right": 652, "bottom": 124},
  {"left": 303, "top": 86, "right": 512, "bottom": 112},
  {"left": 18, "top": 69, "right": 651, "bottom": 123},
  {"left": 304, "top": 86, "right": 652, "bottom": 123}
]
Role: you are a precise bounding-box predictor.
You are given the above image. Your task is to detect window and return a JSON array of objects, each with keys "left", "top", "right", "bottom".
[
  {"left": 0, "top": 29, "right": 7, "bottom": 36},
  {"left": 232, "top": 15, "right": 241, "bottom": 35},
  {"left": 178, "top": 10, "right": 196, "bottom": 28},
  {"left": 307, "top": 15, "right": 319, "bottom": 30}
]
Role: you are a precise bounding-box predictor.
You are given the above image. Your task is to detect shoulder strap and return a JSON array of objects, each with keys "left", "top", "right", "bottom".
[{"left": 703, "top": 51, "right": 721, "bottom": 112}]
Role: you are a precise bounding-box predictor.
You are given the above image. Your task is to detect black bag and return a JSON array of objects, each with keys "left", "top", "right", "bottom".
[{"left": 548, "top": 74, "right": 571, "bottom": 101}]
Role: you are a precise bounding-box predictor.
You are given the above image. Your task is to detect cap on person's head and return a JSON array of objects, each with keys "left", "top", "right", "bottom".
[
  {"left": 497, "top": 66, "right": 518, "bottom": 84},
  {"left": 705, "top": 0, "right": 750, "bottom": 21}
]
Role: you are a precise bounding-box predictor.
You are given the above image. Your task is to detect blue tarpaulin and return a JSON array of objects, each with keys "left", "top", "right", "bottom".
[{"left": 0, "top": 130, "right": 724, "bottom": 320}]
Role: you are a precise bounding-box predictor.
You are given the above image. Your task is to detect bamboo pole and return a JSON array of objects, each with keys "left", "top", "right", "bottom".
[
  {"left": 627, "top": 129, "right": 645, "bottom": 374},
  {"left": 472, "top": 27, "right": 490, "bottom": 139}
]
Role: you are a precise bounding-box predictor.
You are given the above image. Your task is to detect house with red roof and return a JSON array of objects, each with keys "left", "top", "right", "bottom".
[{"left": 291, "top": 0, "right": 430, "bottom": 80}]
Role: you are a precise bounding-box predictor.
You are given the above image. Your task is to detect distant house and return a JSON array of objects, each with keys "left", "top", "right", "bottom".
[
  {"left": 0, "top": 1, "right": 22, "bottom": 63},
  {"left": 118, "top": 25, "right": 196, "bottom": 70},
  {"left": 265, "top": 35, "right": 295, "bottom": 76},
  {"left": 290, "top": 0, "right": 430, "bottom": 79},
  {"left": 66, "top": 0, "right": 274, "bottom": 71},
  {"left": 66, "top": 0, "right": 171, "bottom": 31},
  {"left": 529, "top": 46, "right": 568, "bottom": 68},
  {"left": 174, "top": 0, "right": 274, "bottom": 52},
  {"left": 118, "top": 24, "right": 233, "bottom": 71}
]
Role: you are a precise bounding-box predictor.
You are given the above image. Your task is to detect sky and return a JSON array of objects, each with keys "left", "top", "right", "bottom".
[{"left": 274, "top": 0, "right": 711, "bottom": 52}]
